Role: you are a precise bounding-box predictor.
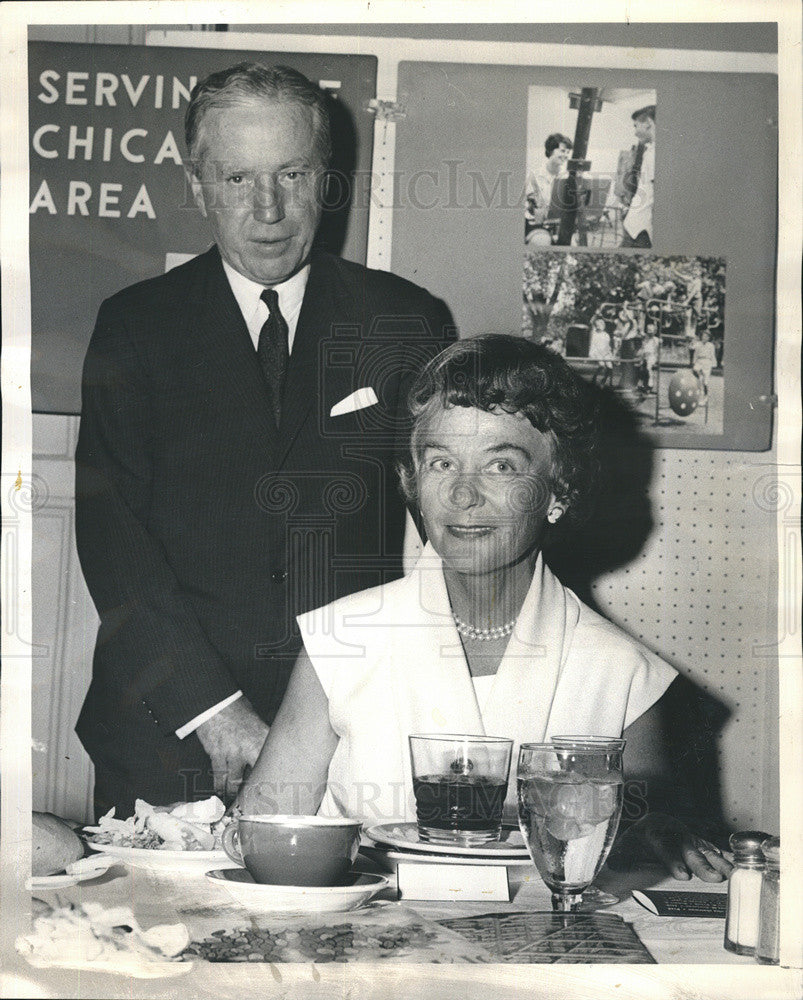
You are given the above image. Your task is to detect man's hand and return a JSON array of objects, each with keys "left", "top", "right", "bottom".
[
  {"left": 195, "top": 698, "right": 269, "bottom": 803},
  {"left": 607, "top": 813, "right": 732, "bottom": 882}
]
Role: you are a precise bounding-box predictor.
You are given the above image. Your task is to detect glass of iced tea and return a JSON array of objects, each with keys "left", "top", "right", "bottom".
[
  {"left": 517, "top": 738, "right": 625, "bottom": 912},
  {"left": 409, "top": 734, "right": 513, "bottom": 847}
]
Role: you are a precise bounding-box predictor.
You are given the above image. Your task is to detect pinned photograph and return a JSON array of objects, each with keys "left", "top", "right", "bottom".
[
  {"left": 522, "top": 251, "right": 725, "bottom": 435},
  {"left": 524, "top": 87, "right": 657, "bottom": 250}
]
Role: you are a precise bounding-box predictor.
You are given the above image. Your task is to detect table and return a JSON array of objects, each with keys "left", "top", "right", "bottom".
[{"left": 14, "top": 853, "right": 758, "bottom": 999}]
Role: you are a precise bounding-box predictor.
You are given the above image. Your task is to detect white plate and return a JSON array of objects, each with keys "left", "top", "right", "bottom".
[
  {"left": 86, "top": 840, "right": 235, "bottom": 875},
  {"left": 27, "top": 853, "right": 116, "bottom": 890},
  {"left": 205, "top": 869, "right": 390, "bottom": 913},
  {"left": 360, "top": 845, "right": 533, "bottom": 872},
  {"left": 365, "top": 822, "right": 529, "bottom": 858}
]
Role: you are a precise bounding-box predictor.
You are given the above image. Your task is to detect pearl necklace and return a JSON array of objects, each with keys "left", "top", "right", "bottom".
[{"left": 452, "top": 612, "right": 517, "bottom": 642}]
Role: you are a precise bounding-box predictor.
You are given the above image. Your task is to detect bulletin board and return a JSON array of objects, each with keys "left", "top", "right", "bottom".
[
  {"left": 391, "top": 60, "right": 777, "bottom": 451},
  {"left": 28, "top": 40, "right": 377, "bottom": 414}
]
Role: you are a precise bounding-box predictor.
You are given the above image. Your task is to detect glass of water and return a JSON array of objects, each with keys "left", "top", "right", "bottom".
[{"left": 517, "top": 738, "right": 625, "bottom": 912}]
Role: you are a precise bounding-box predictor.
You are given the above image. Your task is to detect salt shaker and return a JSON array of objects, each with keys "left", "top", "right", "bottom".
[
  {"left": 724, "top": 831, "right": 768, "bottom": 955},
  {"left": 755, "top": 836, "right": 780, "bottom": 965}
]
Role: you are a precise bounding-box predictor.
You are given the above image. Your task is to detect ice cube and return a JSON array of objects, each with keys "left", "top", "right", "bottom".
[
  {"left": 552, "top": 780, "right": 596, "bottom": 824},
  {"left": 587, "top": 782, "right": 618, "bottom": 823},
  {"left": 545, "top": 815, "right": 597, "bottom": 841},
  {"left": 522, "top": 781, "right": 550, "bottom": 817}
]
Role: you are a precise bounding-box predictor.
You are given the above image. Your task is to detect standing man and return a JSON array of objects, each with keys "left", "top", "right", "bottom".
[
  {"left": 620, "top": 105, "right": 656, "bottom": 249},
  {"left": 524, "top": 133, "right": 573, "bottom": 244},
  {"left": 75, "top": 63, "right": 453, "bottom": 816}
]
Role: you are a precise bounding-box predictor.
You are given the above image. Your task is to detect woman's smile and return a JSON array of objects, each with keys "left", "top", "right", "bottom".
[{"left": 446, "top": 524, "right": 496, "bottom": 538}]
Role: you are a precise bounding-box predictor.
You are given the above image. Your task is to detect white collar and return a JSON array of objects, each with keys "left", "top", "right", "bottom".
[{"left": 222, "top": 258, "right": 310, "bottom": 319}]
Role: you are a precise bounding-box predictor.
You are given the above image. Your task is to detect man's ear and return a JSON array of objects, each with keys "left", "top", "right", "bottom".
[
  {"left": 317, "top": 168, "right": 333, "bottom": 209},
  {"left": 187, "top": 163, "right": 208, "bottom": 218}
]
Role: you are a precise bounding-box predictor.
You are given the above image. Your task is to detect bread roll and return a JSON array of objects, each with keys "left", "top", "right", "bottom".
[{"left": 32, "top": 812, "right": 84, "bottom": 876}]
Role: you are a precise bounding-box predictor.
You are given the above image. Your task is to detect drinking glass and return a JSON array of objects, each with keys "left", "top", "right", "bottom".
[
  {"left": 409, "top": 734, "right": 513, "bottom": 847},
  {"left": 517, "top": 737, "right": 625, "bottom": 912}
]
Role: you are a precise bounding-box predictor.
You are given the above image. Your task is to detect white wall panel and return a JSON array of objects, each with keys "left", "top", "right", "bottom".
[{"left": 32, "top": 414, "right": 96, "bottom": 822}]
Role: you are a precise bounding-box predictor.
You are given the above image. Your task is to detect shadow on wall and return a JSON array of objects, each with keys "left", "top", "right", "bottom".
[
  {"left": 315, "top": 92, "right": 357, "bottom": 259},
  {"left": 545, "top": 383, "right": 732, "bottom": 841}
]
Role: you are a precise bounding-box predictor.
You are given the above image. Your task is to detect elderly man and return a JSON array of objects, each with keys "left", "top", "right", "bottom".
[
  {"left": 75, "top": 63, "right": 453, "bottom": 816},
  {"left": 620, "top": 105, "right": 656, "bottom": 248}
]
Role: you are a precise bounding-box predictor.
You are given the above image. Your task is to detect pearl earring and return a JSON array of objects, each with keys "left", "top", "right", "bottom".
[{"left": 548, "top": 506, "right": 564, "bottom": 523}]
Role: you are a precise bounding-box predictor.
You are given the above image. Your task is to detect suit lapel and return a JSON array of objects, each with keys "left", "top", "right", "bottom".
[
  {"left": 189, "top": 249, "right": 355, "bottom": 468},
  {"left": 190, "top": 247, "right": 278, "bottom": 452},
  {"left": 275, "top": 254, "right": 337, "bottom": 467}
]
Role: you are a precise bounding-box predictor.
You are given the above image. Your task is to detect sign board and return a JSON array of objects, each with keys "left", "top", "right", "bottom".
[{"left": 28, "top": 41, "right": 377, "bottom": 413}]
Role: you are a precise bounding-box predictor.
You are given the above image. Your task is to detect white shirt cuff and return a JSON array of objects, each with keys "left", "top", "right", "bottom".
[{"left": 175, "top": 691, "right": 243, "bottom": 739}]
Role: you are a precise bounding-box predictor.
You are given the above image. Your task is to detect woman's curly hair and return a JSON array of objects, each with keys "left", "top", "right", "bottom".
[{"left": 398, "top": 334, "right": 600, "bottom": 526}]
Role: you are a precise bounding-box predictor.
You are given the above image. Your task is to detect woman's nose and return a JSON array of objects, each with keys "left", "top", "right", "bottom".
[{"left": 448, "top": 474, "right": 483, "bottom": 509}]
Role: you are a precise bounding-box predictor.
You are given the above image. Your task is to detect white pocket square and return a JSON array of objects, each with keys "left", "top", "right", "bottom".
[{"left": 330, "top": 387, "right": 379, "bottom": 417}]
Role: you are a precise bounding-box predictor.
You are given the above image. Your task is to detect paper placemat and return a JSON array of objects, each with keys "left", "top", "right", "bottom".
[
  {"left": 438, "top": 910, "right": 656, "bottom": 964},
  {"left": 180, "top": 901, "right": 493, "bottom": 964}
]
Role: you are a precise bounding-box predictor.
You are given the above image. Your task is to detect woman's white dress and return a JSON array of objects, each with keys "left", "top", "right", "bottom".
[{"left": 298, "top": 543, "right": 676, "bottom": 824}]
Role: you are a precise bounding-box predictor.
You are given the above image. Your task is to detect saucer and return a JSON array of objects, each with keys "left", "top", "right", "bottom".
[
  {"left": 204, "top": 869, "right": 390, "bottom": 913},
  {"left": 365, "top": 822, "right": 528, "bottom": 858}
]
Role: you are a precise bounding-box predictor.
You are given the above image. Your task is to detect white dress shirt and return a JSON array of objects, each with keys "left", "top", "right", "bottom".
[
  {"left": 175, "top": 259, "right": 310, "bottom": 740},
  {"left": 623, "top": 141, "right": 655, "bottom": 240},
  {"left": 221, "top": 258, "right": 310, "bottom": 352}
]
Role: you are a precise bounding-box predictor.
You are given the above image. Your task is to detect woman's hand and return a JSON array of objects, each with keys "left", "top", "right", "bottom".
[{"left": 608, "top": 813, "right": 733, "bottom": 882}]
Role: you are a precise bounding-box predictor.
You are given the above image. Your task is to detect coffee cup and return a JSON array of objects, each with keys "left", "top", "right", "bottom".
[{"left": 221, "top": 814, "right": 362, "bottom": 886}]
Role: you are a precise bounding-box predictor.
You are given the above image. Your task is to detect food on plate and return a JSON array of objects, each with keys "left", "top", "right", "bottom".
[
  {"left": 16, "top": 901, "right": 190, "bottom": 977},
  {"left": 84, "top": 796, "right": 229, "bottom": 852},
  {"left": 32, "top": 812, "right": 84, "bottom": 876}
]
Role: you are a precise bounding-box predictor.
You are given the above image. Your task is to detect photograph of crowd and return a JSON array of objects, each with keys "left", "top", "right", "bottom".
[
  {"left": 525, "top": 86, "right": 657, "bottom": 250},
  {"left": 522, "top": 252, "right": 726, "bottom": 434}
]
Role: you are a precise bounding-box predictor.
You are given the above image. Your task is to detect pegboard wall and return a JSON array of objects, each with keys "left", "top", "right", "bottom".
[{"left": 590, "top": 448, "right": 780, "bottom": 832}]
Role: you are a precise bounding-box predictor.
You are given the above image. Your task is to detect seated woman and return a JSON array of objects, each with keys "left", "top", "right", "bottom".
[{"left": 241, "top": 335, "right": 730, "bottom": 882}]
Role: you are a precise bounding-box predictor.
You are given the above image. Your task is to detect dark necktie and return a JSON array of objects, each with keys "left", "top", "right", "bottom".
[
  {"left": 624, "top": 142, "right": 646, "bottom": 203},
  {"left": 258, "top": 288, "right": 289, "bottom": 427}
]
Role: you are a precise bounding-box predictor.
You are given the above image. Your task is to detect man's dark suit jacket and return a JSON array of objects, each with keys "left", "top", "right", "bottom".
[{"left": 75, "top": 246, "right": 453, "bottom": 815}]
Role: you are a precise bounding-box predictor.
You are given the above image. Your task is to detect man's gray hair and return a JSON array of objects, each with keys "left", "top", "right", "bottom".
[{"left": 185, "top": 62, "right": 332, "bottom": 168}]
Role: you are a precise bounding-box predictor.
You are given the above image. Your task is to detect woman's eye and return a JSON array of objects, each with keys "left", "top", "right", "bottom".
[
  {"left": 429, "top": 458, "right": 453, "bottom": 471},
  {"left": 227, "top": 174, "right": 245, "bottom": 185},
  {"left": 487, "top": 461, "right": 514, "bottom": 474}
]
